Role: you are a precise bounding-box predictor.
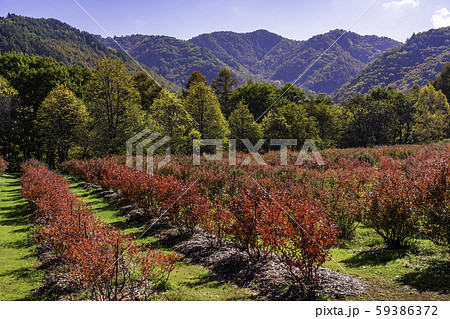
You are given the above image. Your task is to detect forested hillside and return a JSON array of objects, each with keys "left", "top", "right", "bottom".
[
  {"left": 101, "top": 29, "right": 400, "bottom": 94},
  {"left": 191, "top": 29, "right": 399, "bottom": 94},
  {"left": 0, "top": 14, "right": 177, "bottom": 90},
  {"left": 100, "top": 34, "right": 252, "bottom": 87},
  {"left": 334, "top": 27, "right": 450, "bottom": 102}
]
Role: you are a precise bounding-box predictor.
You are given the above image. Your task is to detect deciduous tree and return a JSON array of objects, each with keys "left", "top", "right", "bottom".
[
  {"left": 85, "top": 57, "right": 145, "bottom": 155},
  {"left": 37, "top": 84, "right": 88, "bottom": 167}
]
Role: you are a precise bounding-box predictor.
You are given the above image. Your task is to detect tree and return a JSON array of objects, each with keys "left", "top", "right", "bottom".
[
  {"left": 182, "top": 70, "right": 208, "bottom": 98},
  {"left": 37, "top": 84, "right": 88, "bottom": 167},
  {"left": 0, "top": 52, "right": 87, "bottom": 110},
  {"left": 341, "top": 92, "right": 400, "bottom": 148},
  {"left": 262, "top": 103, "right": 319, "bottom": 149},
  {"left": 230, "top": 82, "right": 279, "bottom": 120},
  {"left": 433, "top": 62, "right": 450, "bottom": 103},
  {"left": 184, "top": 82, "right": 229, "bottom": 139},
  {"left": 261, "top": 110, "right": 290, "bottom": 140},
  {"left": 305, "top": 101, "right": 343, "bottom": 148},
  {"left": 228, "top": 101, "right": 263, "bottom": 151},
  {"left": 0, "top": 52, "right": 90, "bottom": 160},
  {"left": 85, "top": 57, "right": 145, "bottom": 156},
  {"left": 149, "top": 90, "right": 194, "bottom": 154},
  {"left": 412, "top": 84, "right": 450, "bottom": 143},
  {"left": 133, "top": 72, "right": 163, "bottom": 111},
  {"left": 0, "top": 76, "right": 20, "bottom": 162},
  {"left": 278, "top": 83, "right": 307, "bottom": 105},
  {"left": 211, "top": 68, "right": 238, "bottom": 118}
]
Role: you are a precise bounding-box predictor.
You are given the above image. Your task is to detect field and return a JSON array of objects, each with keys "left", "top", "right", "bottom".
[{"left": 0, "top": 143, "right": 449, "bottom": 300}]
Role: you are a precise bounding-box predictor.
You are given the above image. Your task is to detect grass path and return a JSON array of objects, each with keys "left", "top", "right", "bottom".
[
  {"left": 69, "top": 180, "right": 255, "bottom": 300},
  {"left": 0, "top": 173, "right": 43, "bottom": 300},
  {"left": 324, "top": 226, "right": 450, "bottom": 301}
]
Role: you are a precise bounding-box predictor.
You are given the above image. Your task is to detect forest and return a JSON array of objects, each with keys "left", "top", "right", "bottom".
[{"left": 0, "top": 50, "right": 450, "bottom": 168}]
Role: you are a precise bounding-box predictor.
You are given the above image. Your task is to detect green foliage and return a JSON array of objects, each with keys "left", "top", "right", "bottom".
[
  {"left": 85, "top": 57, "right": 145, "bottom": 156},
  {"left": 132, "top": 72, "right": 163, "bottom": 111},
  {"left": 0, "top": 51, "right": 88, "bottom": 108},
  {"left": 261, "top": 103, "right": 319, "bottom": 148},
  {"left": 102, "top": 29, "right": 399, "bottom": 95},
  {"left": 191, "top": 29, "right": 399, "bottom": 94},
  {"left": 211, "top": 68, "right": 238, "bottom": 118},
  {"left": 0, "top": 51, "right": 91, "bottom": 162},
  {"left": 37, "top": 84, "right": 88, "bottom": 167},
  {"left": 182, "top": 70, "right": 208, "bottom": 98},
  {"left": 412, "top": 84, "right": 450, "bottom": 143},
  {"left": 335, "top": 27, "right": 450, "bottom": 101},
  {"left": 102, "top": 34, "right": 245, "bottom": 88},
  {"left": 433, "top": 61, "right": 450, "bottom": 103},
  {"left": 0, "top": 76, "right": 20, "bottom": 162},
  {"left": 228, "top": 101, "right": 262, "bottom": 151},
  {"left": 230, "top": 81, "right": 279, "bottom": 120},
  {"left": 341, "top": 87, "right": 417, "bottom": 148},
  {"left": 304, "top": 97, "right": 343, "bottom": 148},
  {"left": 149, "top": 90, "right": 194, "bottom": 154},
  {"left": 0, "top": 14, "right": 177, "bottom": 91},
  {"left": 184, "top": 82, "right": 229, "bottom": 139}
]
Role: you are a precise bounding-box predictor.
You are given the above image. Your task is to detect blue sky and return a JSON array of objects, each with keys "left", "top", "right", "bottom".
[{"left": 1, "top": 0, "right": 450, "bottom": 42}]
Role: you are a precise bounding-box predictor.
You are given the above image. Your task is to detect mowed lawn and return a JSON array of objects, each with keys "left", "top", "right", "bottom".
[{"left": 0, "top": 173, "right": 43, "bottom": 300}]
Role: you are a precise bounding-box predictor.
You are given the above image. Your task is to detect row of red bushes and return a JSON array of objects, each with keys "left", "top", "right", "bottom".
[
  {"left": 66, "top": 145, "right": 450, "bottom": 252},
  {"left": 62, "top": 158, "right": 340, "bottom": 290},
  {"left": 0, "top": 157, "right": 8, "bottom": 175},
  {"left": 21, "top": 161, "right": 179, "bottom": 300},
  {"left": 142, "top": 146, "right": 450, "bottom": 250}
]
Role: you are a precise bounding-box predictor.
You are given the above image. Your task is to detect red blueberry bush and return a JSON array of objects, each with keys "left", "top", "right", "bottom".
[
  {"left": 414, "top": 156, "right": 450, "bottom": 249},
  {"left": 364, "top": 157, "right": 420, "bottom": 249},
  {"left": 259, "top": 195, "right": 339, "bottom": 292},
  {"left": 21, "top": 161, "right": 179, "bottom": 300},
  {"left": 58, "top": 143, "right": 450, "bottom": 296}
]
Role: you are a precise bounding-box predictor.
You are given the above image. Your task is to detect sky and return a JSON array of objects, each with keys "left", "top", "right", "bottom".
[{"left": 1, "top": 0, "right": 450, "bottom": 42}]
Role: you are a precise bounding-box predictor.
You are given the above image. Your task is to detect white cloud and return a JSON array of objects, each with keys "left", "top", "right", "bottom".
[
  {"left": 431, "top": 8, "right": 450, "bottom": 28},
  {"left": 383, "top": 0, "right": 420, "bottom": 8}
]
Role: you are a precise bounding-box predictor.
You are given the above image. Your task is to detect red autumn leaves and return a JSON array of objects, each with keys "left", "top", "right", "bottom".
[
  {"left": 62, "top": 158, "right": 339, "bottom": 288},
  {"left": 21, "top": 161, "right": 180, "bottom": 300}
]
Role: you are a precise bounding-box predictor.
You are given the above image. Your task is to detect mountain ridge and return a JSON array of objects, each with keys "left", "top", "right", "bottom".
[
  {"left": 102, "top": 28, "right": 400, "bottom": 94},
  {"left": 334, "top": 26, "right": 450, "bottom": 102},
  {"left": 0, "top": 13, "right": 179, "bottom": 91}
]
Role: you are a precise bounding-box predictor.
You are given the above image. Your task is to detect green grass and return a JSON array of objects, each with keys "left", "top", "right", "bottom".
[
  {"left": 69, "top": 180, "right": 256, "bottom": 301},
  {"left": 323, "top": 225, "right": 450, "bottom": 301},
  {"left": 0, "top": 173, "right": 44, "bottom": 300}
]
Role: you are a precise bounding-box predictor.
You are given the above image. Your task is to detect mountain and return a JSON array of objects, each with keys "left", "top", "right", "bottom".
[
  {"left": 334, "top": 27, "right": 450, "bottom": 102},
  {"left": 101, "top": 29, "right": 400, "bottom": 94},
  {"left": 0, "top": 14, "right": 178, "bottom": 90},
  {"left": 189, "top": 29, "right": 291, "bottom": 72},
  {"left": 100, "top": 34, "right": 253, "bottom": 87},
  {"left": 190, "top": 29, "right": 400, "bottom": 94}
]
